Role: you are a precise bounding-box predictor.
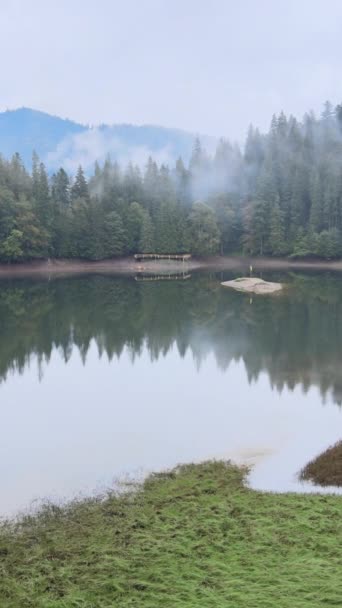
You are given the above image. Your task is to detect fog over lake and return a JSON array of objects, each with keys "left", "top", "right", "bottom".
[{"left": 1, "top": 270, "right": 341, "bottom": 516}]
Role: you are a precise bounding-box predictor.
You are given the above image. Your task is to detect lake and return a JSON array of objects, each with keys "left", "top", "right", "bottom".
[{"left": 0, "top": 268, "right": 341, "bottom": 516}]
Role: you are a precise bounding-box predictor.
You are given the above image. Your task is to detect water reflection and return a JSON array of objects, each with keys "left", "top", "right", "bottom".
[
  {"left": 0, "top": 270, "right": 341, "bottom": 515},
  {"left": 1, "top": 271, "right": 342, "bottom": 403}
]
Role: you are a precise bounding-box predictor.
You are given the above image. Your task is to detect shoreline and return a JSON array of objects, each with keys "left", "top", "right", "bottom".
[
  {"left": 0, "top": 460, "right": 340, "bottom": 606},
  {"left": 1, "top": 255, "right": 342, "bottom": 277}
]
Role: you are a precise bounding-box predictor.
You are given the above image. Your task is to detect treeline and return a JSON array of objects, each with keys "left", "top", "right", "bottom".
[{"left": 2, "top": 101, "right": 342, "bottom": 261}]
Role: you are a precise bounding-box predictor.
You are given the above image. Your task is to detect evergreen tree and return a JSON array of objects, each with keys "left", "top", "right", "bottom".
[
  {"left": 102, "top": 211, "right": 127, "bottom": 257},
  {"left": 125, "top": 202, "right": 145, "bottom": 253},
  {"left": 71, "top": 166, "right": 89, "bottom": 202},
  {"left": 174, "top": 157, "right": 190, "bottom": 206},
  {"left": 269, "top": 201, "right": 287, "bottom": 255},
  {"left": 51, "top": 168, "right": 70, "bottom": 206},
  {"left": 139, "top": 210, "right": 155, "bottom": 253},
  {"left": 154, "top": 201, "right": 180, "bottom": 253},
  {"left": 187, "top": 203, "right": 220, "bottom": 256},
  {"left": 35, "top": 162, "right": 51, "bottom": 227}
]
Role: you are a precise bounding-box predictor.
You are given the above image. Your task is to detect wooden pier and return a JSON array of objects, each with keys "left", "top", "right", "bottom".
[
  {"left": 135, "top": 273, "right": 192, "bottom": 282},
  {"left": 134, "top": 253, "right": 192, "bottom": 262}
]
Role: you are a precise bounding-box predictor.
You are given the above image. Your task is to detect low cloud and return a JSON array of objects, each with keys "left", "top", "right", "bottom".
[{"left": 46, "top": 127, "right": 175, "bottom": 173}]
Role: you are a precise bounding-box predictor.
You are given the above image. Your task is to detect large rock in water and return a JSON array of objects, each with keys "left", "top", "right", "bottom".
[{"left": 221, "top": 277, "right": 283, "bottom": 295}]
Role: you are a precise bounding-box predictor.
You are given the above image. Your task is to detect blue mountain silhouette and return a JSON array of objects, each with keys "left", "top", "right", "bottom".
[{"left": 0, "top": 107, "right": 208, "bottom": 170}]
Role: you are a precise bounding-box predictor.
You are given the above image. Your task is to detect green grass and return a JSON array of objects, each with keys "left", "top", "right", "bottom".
[{"left": 0, "top": 461, "right": 341, "bottom": 607}]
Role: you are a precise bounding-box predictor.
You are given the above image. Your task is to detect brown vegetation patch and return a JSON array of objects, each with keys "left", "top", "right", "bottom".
[{"left": 300, "top": 441, "right": 342, "bottom": 487}]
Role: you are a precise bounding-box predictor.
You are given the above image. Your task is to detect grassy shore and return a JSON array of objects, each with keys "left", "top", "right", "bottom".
[{"left": 0, "top": 461, "right": 341, "bottom": 607}]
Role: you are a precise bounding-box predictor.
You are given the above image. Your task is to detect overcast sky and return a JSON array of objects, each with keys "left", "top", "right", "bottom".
[{"left": 1, "top": 0, "right": 342, "bottom": 141}]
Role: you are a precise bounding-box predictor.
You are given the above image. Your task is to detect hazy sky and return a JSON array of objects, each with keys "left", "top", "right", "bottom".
[{"left": 1, "top": 0, "right": 342, "bottom": 140}]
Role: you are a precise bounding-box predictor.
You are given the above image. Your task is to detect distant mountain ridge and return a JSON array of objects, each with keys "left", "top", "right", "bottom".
[{"left": 0, "top": 108, "right": 213, "bottom": 172}]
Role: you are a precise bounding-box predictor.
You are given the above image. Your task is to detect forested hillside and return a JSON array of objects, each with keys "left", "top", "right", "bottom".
[
  {"left": 1, "top": 101, "right": 342, "bottom": 262},
  {"left": 0, "top": 108, "right": 85, "bottom": 167},
  {"left": 0, "top": 108, "right": 200, "bottom": 169}
]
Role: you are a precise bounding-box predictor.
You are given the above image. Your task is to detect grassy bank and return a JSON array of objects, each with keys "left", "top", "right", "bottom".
[
  {"left": 300, "top": 441, "right": 342, "bottom": 487},
  {"left": 0, "top": 461, "right": 341, "bottom": 607}
]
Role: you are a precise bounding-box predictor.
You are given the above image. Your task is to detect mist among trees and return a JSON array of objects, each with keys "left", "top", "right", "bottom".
[{"left": 2, "top": 101, "right": 342, "bottom": 262}]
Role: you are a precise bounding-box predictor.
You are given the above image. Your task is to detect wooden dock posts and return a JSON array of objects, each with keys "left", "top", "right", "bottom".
[
  {"left": 135, "top": 273, "right": 191, "bottom": 282},
  {"left": 133, "top": 253, "right": 192, "bottom": 281},
  {"left": 134, "top": 253, "right": 192, "bottom": 262}
]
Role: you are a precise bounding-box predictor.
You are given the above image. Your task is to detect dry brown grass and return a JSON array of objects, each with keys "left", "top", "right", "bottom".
[{"left": 300, "top": 441, "right": 342, "bottom": 486}]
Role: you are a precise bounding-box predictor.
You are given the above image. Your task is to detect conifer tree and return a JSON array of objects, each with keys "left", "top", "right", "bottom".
[
  {"left": 139, "top": 210, "right": 155, "bottom": 253},
  {"left": 71, "top": 166, "right": 89, "bottom": 201},
  {"left": 269, "top": 200, "right": 286, "bottom": 255}
]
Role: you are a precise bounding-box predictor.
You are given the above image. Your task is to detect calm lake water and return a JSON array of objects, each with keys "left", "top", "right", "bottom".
[{"left": 1, "top": 269, "right": 342, "bottom": 516}]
